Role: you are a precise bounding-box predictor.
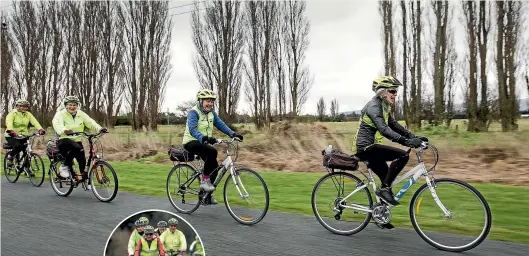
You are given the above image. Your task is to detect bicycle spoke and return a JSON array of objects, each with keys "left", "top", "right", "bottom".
[
  {"left": 312, "top": 172, "right": 373, "bottom": 235},
  {"left": 223, "top": 168, "right": 269, "bottom": 225}
]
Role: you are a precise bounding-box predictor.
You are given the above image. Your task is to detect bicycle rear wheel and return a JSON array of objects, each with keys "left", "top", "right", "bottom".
[
  {"left": 409, "top": 178, "right": 492, "bottom": 252},
  {"left": 166, "top": 163, "right": 202, "bottom": 214},
  {"left": 311, "top": 171, "right": 373, "bottom": 235},
  {"left": 3, "top": 153, "right": 20, "bottom": 183},
  {"left": 90, "top": 160, "right": 119, "bottom": 202},
  {"left": 223, "top": 167, "right": 269, "bottom": 225},
  {"left": 49, "top": 162, "right": 74, "bottom": 197},
  {"left": 27, "top": 153, "right": 45, "bottom": 187}
]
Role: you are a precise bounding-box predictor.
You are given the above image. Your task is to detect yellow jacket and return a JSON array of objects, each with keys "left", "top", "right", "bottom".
[
  {"left": 4, "top": 109, "right": 43, "bottom": 137},
  {"left": 52, "top": 109, "right": 101, "bottom": 142}
]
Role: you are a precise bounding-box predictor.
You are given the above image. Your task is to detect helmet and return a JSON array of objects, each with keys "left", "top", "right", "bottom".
[
  {"left": 139, "top": 217, "right": 149, "bottom": 225},
  {"left": 144, "top": 225, "right": 155, "bottom": 234},
  {"left": 63, "top": 95, "right": 80, "bottom": 106},
  {"left": 168, "top": 218, "right": 178, "bottom": 225},
  {"left": 15, "top": 99, "right": 30, "bottom": 107},
  {"left": 157, "top": 221, "right": 167, "bottom": 227},
  {"left": 135, "top": 219, "right": 146, "bottom": 227},
  {"left": 196, "top": 89, "right": 217, "bottom": 100},
  {"left": 372, "top": 76, "right": 402, "bottom": 92}
]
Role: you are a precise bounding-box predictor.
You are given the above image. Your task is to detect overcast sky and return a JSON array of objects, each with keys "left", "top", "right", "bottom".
[
  {"left": 1, "top": 0, "right": 527, "bottom": 114},
  {"left": 166, "top": 0, "right": 384, "bottom": 115}
]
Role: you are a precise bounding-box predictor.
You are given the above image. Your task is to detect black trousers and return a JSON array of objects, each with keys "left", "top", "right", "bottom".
[
  {"left": 6, "top": 137, "right": 28, "bottom": 158},
  {"left": 57, "top": 138, "right": 87, "bottom": 173},
  {"left": 355, "top": 144, "right": 409, "bottom": 188},
  {"left": 184, "top": 140, "right": 219, "bottom": 183}
]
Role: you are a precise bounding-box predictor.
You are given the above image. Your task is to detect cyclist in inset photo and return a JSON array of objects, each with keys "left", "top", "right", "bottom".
[
  {"left": 127, "top": 219, "right": 146, "bottom": 256},
  {"left": 182, "top": 89, "right": 243, "bottom": 205},
  {"left": 51, "top": 95, "right": 107, "bottom": 182},
  {"left": 4, "top": 99, "right": 46, "bottom": 172},
  {"left": 134, "top": 225, "right": 166, "bottom": 256},
  {"left": 159, "top": 218, "right": 186, "bottom": 254},
  {"left": 189, "top": 235, "right": 204, "bottom": 256},
  {"left": 155, "top": 220, "right": 167, "bottom": 238}
]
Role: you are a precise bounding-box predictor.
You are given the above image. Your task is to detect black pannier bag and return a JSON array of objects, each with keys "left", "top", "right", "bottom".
[
  {"left": 168, "top": 146, "right": 195, "bottom": 162},
  {"left": 322, "top": 149, "right": 359, "bottom": 171}
]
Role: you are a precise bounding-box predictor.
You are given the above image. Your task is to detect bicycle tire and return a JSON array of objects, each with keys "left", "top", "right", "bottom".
[
  {"left": 90, "top": 160, "right": 119, "bottom": 202},
  {"left": 311, "top": 171, "right": 373, "bottom": 236},
  {"left": 3, "top": 153, "right": 20, "bottom": 183},
  {"left": 166, "top": 163, "right": 202, "bottom": 214},
  {"left": 223, "top": 167, "right": 270, "bottom": 225},
  {"left": 49, "top": 162, "right": 74, "bottom": 197},
  {"left": 28, "top": 153, "right": 45, "bottom": 187},
  {"left": 409, "top": 178, "right": 492, "bottom": 252}
]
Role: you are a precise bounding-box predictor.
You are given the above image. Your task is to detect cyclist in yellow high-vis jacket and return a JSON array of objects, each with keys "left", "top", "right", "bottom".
[
  {"left": 134, "top": 225, "right": 166, "bottom": 256},
  {"left": 128, "top": 219, "right": 147, "bottom": 256},
  {"left": 190, "top": 235, "right": 204, "bottom": 256},
  {"left": 4, "top": 100, "right": 46, "bottom": 168},
  {"left": 159, "top": 218, "right": 186, "bottom": 254},
  {"left": 52, "top": 96, "right": 107, "bottom": 181}
]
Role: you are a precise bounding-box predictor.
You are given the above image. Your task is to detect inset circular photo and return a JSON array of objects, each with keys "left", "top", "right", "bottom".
[{"left": 104, "top": 209, "right": 205, "bottom": 256}]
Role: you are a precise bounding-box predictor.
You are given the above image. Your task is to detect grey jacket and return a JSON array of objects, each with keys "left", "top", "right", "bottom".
[{"left": 351, "top": 96, "right": 416, "bottom": 154}]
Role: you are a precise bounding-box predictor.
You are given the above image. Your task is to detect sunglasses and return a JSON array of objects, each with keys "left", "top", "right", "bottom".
[
  {"left": 387, "top": 89, "right": 398, "bottom": 94},
  {"left": 145, "top": 233, "right": 154, "bottom": 236}
]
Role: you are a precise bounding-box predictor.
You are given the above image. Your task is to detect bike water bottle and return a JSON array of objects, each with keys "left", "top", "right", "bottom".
[{"left": 326, "top": 145, "right": 333, "bottom": 154}]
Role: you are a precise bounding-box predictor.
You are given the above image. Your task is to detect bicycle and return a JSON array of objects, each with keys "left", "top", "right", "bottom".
[
  {"left": 166, "top": 137, "right": 270, "bottom": 225},
  {"left": 2, "top": 132, "right": 45, "bottom": 187},
  {"left": 311, "top": 142, "right": 492, "bottom": 252},
  {"left": 47, "top": 130, "right": 118, "bottom": 202},
  {"left": 165, "top": 249, "right": 185, "bottom": 256}
]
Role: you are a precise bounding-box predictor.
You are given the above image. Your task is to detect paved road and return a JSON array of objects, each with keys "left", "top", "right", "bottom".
[{"left": 2, "top": 178, "right": 528, "bottom": 256}]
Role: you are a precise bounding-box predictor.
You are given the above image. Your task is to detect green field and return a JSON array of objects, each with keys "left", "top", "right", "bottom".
[
  {"left": 5, "top": 156, "right": 527, "bottom": 244},
  {"left": 2, "top": 118, "right": 529, "bottom": 244}
]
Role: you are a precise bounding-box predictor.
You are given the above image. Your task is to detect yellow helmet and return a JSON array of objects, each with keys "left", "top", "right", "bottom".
[
  {"left": 196, "top": 89, "right": 217, "bottom": 100},
  {"left": 372, "top": 76, "right": 402, "bottom": 92}
]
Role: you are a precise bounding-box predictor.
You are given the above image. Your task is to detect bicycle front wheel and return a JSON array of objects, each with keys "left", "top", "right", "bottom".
[
  {"left": 28, "top": 153, "right": 45, "bottom": 187},
  {"left": 3, "top": 153, "right": 20, "bottom": 183},
  {"left": 409, "top": 178, "right": 492, "bottom": 252},
  {"left": 90, "top": 160, "right": 119, "bottom": 202},
  {"left": 223, "top": 167, "right": 269, "bottom": 225}
]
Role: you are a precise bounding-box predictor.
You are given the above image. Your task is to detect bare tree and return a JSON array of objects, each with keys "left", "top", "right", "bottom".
[
  {"left": 147, "top": 1, "right": 173, "bottom": 131},
  {"left": 282, "top": 1, "right": 313, "bottom": 117},
  {"left": 431, "top": 1, "right": 450, "bottom": 125},
  {"left": 496, "top": 1, "right": 524, "bottom": 131},
  {"left": 379, "top": 1, "right": 396, "bottom": 75},
  {"left": 273, "top": 5, "right": 287, "bottom": 120},
  {"left": 244, "top": 1, "right": 278, "bottom": 129},
  {"left": 329, "top": 98, "right": 339, "bottom": 118},
  {"left": 1, "top": 10, "right": 14, "bottom": 126},
  {"left": 316, "top": 97, "right": 325, "bottom": 121},
  {"left": 176, "top": 100, "right": 197, "bottom": 118},
  {"left": 463, "top": 0, "right": 479, "bottom": 131},
  {"left": 191, "top": 0, "right": 245, "bottom": 122},
  {"left": 101, "top": 1, "right": 125, "bottom": 128},
  {"left": 408, "top": 0, "right": 423, "bottom": 129}
]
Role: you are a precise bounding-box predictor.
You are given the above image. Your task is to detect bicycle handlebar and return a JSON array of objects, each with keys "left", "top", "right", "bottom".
[
  {"left": 215, "top": 136, "right": 242, "bottom": 145},
  {"left": 69, "top": 130, "right": 108, "bottom": 138},
  {"left": 9, "top": 132, "right": 41, "bottom": 140}
]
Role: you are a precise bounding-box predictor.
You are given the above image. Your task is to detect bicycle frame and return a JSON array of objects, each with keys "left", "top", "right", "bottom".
[
  {"left": 209, "top": 138, "right": 250, "bottom": 199},
  {"left": 335, "top": 142, "right": 450, "bottom": 216}
]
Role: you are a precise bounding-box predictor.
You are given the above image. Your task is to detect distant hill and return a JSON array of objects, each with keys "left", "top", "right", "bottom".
[{"left": 340, "top": 98, "right": 529, "bottom": 116}]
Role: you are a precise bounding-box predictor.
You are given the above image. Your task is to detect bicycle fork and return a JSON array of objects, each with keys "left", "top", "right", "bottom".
[
  {"left": 424, "top": 176, "right": 452, "bottom": 219},
  {"left": 222, "top": 156, "right": 249, "bottom": 199}
]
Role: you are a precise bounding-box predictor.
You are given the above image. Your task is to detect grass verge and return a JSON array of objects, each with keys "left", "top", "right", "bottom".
[
  {"left": 3, "top": 156, "right": 528, "bottom": 244},
  {"left": 102, "top": 161, "right": 529, "bottom": 244}
]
